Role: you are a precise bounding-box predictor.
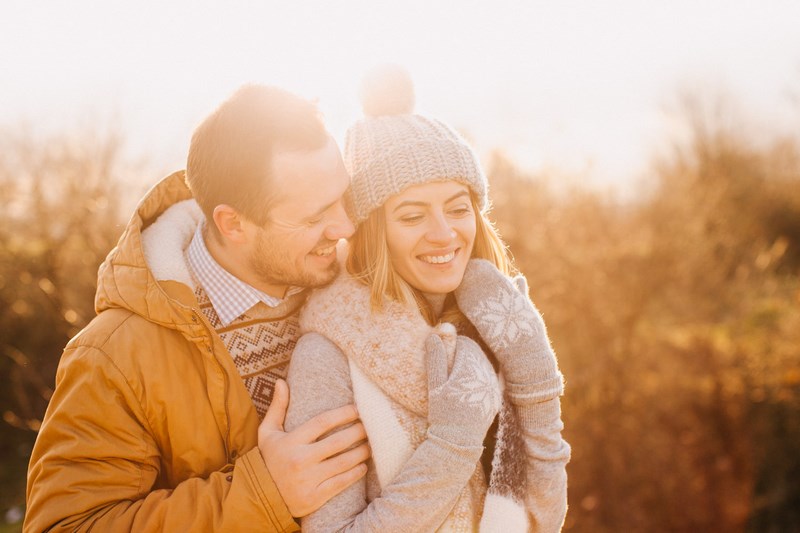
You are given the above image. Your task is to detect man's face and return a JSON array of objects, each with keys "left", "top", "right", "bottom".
[{"left": 244, "top": 137, "right": 354, "bottom": 296}]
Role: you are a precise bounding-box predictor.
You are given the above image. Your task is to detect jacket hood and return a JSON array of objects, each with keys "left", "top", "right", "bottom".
[{"left": 94, "top": 171, "right": 203, "bottom": 329}]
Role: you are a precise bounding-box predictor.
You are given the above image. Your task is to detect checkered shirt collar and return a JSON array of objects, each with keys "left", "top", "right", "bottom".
[{"left": 187, "top": 222, "right": 303, "bottom": 326}]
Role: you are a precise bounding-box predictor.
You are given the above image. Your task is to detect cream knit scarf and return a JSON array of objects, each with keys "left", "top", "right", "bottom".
[{"left": 300, "top": 272, "right": 529, "bottom": 532}]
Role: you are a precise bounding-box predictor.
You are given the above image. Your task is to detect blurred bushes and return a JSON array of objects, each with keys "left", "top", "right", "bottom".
[
  {"left": 0, "top": 130, "right": 127, "bottom": 522},
  {"left": 489, "top": 104, "right": 800, "bottom": 531},
  {"left": 1, "top": 102, "right": 798, "bottom": 531}
]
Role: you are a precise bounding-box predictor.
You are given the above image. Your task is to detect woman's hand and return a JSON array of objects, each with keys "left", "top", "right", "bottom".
[
  {"left": 454, "top": 259, "right": 561, "bottom": 391},
  {"left": 424, "top": 334, "right": 500, "bottom": 448},
  {"left": 457, "top": 260, "right": 571, "bottom": 530}
]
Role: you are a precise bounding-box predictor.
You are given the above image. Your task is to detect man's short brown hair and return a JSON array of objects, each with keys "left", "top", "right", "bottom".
[{"left": 186, "top": 84, "right": 328, "bottom": 228}]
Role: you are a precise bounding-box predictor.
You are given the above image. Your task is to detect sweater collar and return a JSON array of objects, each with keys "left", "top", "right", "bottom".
[{"left": 186, "top": 222, "right": 304, "bottom": 326}]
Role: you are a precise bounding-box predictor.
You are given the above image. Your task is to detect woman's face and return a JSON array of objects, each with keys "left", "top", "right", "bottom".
[{"left": 383, "top": 181, "right": 476, "bottom": 295}]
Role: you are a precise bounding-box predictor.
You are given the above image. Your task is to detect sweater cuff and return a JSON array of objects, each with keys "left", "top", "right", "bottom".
[
  {"left": 515, "top": 396, "right": 569, "bottom": 448},
  {"left": 506, "top": 372, "right": 565, "bottom": 405},
  {"left": 239, "top": 447, "right": 300, "bottom": 532},
  {"left": 425, "top": 432, "right": 485, "bottom": 466}
]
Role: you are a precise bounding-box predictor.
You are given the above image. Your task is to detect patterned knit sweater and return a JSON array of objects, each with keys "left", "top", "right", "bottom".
[{"left": 194, "top": 284, "right": 307, "bottom": 418}]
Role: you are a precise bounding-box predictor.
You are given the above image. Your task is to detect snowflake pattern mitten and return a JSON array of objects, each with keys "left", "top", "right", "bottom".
[
  {"left": 454, "top": 259, "right": 562, "bottom": 393},
  {"left": 425, "top": 333, "right": 501, "bottom": 448}
]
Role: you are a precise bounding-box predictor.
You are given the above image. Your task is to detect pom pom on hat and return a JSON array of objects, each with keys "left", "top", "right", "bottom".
[
  {"left": 345, "top": 66, "right": 488, "bottom": 224},
  {"left": 359, "top": 64, "right": 415, "bottom": 117}
]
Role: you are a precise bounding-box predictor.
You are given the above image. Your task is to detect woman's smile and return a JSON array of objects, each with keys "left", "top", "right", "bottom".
[{"left": 384, "top": 181, "right": 476, "bottom": 295}]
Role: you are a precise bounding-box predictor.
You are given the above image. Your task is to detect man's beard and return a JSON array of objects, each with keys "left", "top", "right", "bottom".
[{"left": 249, "top": 232, "right": 340, "bottom": 290}]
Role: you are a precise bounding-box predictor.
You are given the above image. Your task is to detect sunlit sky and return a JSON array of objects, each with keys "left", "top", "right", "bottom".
[{"left": 2, "top": 1, "right": 799, "bottom": 191}]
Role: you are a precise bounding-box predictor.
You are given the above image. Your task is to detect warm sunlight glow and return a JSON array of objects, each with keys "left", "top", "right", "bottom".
[
  {"left": 1, "top": 1, "right": 799, "bottom": 188},
  {"left": 3, "top": 2, "right": 800, "bottom": 531}
]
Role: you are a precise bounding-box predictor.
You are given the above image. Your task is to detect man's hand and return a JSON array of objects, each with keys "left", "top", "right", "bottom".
[{"left": 258, "top": 379, "right": 370, "bottom": 517}]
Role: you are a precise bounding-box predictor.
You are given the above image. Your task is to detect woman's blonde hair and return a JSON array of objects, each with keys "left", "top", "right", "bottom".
[{"left": 346, "top": 191, "right": 513, "bottom": 325}]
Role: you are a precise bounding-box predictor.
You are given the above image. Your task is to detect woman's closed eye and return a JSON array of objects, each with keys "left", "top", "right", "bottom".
[
  {"left": 449, "top": 208, "right": 471, "bottom": 217},
  {"left": 398, "top": 213, "right": 425, "bottom": 224},
  {"left": 447, "top": 204, "right": 473, "bottom": 217}
]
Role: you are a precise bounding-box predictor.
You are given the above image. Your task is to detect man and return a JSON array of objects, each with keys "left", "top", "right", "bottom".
[{"left": 25, "top": 85, "right": 368, "bottom": 532}]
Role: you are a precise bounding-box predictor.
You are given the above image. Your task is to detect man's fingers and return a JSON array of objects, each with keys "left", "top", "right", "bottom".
[
  {"left": 308, "top": 421, "right": 367, "bottom": 462},
  {"left": 314, "top": 462, "right": 369, "bottom": 511},
  {"left": 261, "top": 379, "right": 289, "bottom": 432},
  {"left": 317, "top": 442, "right": 371, "bottom": 481},
  {"left": 292, "top": 404, "right": 360, "bottom": 444}
]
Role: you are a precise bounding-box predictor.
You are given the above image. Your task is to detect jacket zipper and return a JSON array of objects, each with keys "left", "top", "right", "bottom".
[{"left": 196, "top": 312, "right": 232, "bottom": 459}]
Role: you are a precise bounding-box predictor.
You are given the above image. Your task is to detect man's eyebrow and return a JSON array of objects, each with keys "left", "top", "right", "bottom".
[{"left": 391, "top": 190, "right": 470, "bottom": 213}]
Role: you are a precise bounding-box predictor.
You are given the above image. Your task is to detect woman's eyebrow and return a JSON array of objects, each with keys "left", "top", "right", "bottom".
[
  {"left": 445, "top": 190, "right": 470, "bottom": 203},
  {"left": 391, "top": 190, "right": 469, "bottom": 213},
  {"left": 391, "top": 200, "right": 427, "bottom": 212}
]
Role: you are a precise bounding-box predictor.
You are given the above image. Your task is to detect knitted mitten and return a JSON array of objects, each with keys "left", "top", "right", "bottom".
[
  {"left": 425, "top": 334, "right": 501, "bottom": 448},
  {"left": 454, "top": 259, "right": 563, "bottom": 399},
  {"left": 457, "top": 260, "right": 571, "bottom": 532}
]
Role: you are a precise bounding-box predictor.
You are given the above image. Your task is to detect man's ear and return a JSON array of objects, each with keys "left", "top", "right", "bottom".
[{"left": 212, "top": 204, "right": 248, "bottom": 245}]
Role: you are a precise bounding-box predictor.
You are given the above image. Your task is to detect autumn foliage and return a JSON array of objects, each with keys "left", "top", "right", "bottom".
[{"left": 1, "top": 104, "right": 798, "bottom": 531}]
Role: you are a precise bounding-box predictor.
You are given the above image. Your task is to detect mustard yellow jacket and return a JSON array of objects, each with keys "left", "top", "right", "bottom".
[{"left": 25, "top": 172, "right": 299, "bottom": 532}]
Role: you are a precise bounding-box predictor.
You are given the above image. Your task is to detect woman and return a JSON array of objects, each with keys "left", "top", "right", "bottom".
[{"left": 285, "top": 68, "right": 570, "bottom": 532}]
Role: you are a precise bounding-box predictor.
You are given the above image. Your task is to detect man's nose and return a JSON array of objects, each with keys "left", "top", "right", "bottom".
[{"left": 325, "top": 202, "right": 355, "bottom": 240}]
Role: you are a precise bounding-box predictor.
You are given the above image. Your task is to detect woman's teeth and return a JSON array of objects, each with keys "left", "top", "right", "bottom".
[
  {"left": 420, "top": 251, "right": 455, "bottom": 264},
  {"left": 314, "top": 246, "right": 336, "bottom": 256}
]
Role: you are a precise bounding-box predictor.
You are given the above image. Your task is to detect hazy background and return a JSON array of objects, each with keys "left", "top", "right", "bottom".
[
  {"left": 2, "top": 0, "right": 799, "bottom": 189},
  {"left": 2, "top": 1, "right": 799, "bottom": 531}
]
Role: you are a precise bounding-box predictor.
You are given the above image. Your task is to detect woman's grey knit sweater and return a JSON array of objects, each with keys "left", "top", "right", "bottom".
[{"left": 284, "top": 273, "right": 569, "bottom": 532}]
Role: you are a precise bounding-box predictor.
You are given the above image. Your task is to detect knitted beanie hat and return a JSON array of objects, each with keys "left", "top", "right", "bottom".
[{"left": 343, "top": 66, "right": 488, "bottom": 225}]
